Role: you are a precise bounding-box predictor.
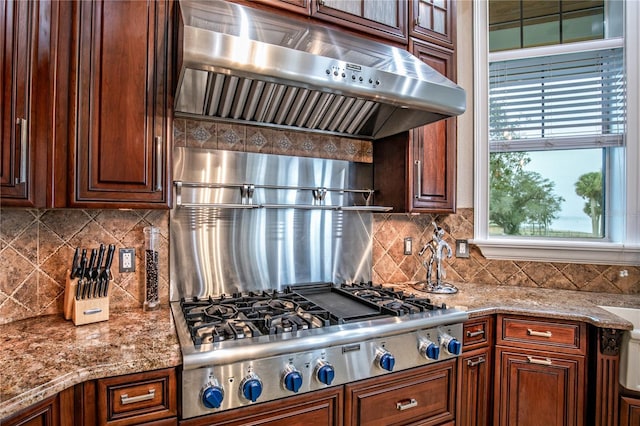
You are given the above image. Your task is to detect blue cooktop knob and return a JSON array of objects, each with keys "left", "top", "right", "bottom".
[
  {"left": 379, "top": 352, "right": 395, "bottom": 371},
  {"left": 426, "top": 343, "right": 440, "bottom": 360},
  {"left": 242, "top": 378, "right": 263, "bottom": 402},
  {"left": 317, "top": 364, "right": 335, "bottom": 385},
  {"left": 284, "top": 370, "right": 303, "bottom": 393},
  {"left": 202, "top": 385, "right": 224, "bottom": 409},
  {"left": 447, "top": 338, "right": 462, "bottom": 355}
]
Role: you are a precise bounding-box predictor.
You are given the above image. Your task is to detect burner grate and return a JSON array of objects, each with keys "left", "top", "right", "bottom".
[{"left": 179, "top": 282, "right": 449, "bottom": 346}]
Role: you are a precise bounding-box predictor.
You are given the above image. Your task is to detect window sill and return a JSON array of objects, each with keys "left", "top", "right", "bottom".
[{"left": 472, "top": 238, "right": 640, "bottom": 266}]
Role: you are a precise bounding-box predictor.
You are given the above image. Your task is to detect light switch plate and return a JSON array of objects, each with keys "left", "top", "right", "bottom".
[
  {"left": 455, "top": 240, "right": 470, "bottom": 258},
  {"left": 404, "top": 237, "right": 412, "bottom": 255}
]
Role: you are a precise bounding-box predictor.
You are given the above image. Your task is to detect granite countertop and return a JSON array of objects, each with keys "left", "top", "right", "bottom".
[
  {"left": 391, "top": 281, "right": 640, "bottom": 330},
  {"left": 0, "top": 307, "right": 181, "bottom": 419},
  {"left": 2, "top": 283, "right": 640, "bottom": 420}
]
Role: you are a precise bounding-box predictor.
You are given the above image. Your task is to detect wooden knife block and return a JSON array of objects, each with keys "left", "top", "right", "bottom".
[{"left": 63, "top": 272, "right": 110, "bottom": 326}]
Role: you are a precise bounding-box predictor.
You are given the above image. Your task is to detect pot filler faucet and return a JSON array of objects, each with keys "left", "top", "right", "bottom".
[{"left": 417, "top": 222, "right": 458, "bottom": 294}]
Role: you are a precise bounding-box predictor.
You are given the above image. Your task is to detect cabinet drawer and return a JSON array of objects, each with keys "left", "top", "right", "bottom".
[
  {"left": 97, "top": 368, "right": 177, "bottom": 426},
  {"left": 497, "top": 315, "right": 586, "bottom": 354},
  {"left": 345, "top": 360, "right": 455, "bottom": 426},
  {"left": 463, "top": 316, "right": 493, "bottom": 350}
]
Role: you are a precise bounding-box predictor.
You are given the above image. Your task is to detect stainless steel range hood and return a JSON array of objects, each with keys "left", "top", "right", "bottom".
[{"left": 175, "top": 0, "right": 466, "bottom": 140}]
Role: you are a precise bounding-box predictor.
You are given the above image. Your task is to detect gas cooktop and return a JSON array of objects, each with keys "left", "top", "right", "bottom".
[
  {"left": 171, "top": 282, "right": 468, "bottom": 418},
  {"left": 179, "top": 282, "right": 449, "bottom": 345}
]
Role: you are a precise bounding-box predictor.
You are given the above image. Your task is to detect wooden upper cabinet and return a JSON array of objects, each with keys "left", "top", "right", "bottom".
[
  {"left": 373, "top": 40, "right": 456, "bottom": 213},
  {"left": 410, "top": 39, "right": 456, "bottom": 212},
  {"left": 250, "top": 0, "right": 409, "bottom": 43},
  {"left": 251, "top": 0, "right": 311, "bottom": 16},
  {"left": 311, "top": 0, "right": 408, "bottom": 44},
  {"left": 0, "top": 0, "right": 52, "bottom": 207},
  {"left": 69, "top": 0, "right": 171, "bottom": 208},
  {"left": 410, "top": 0, "right": 455, "bottom": 49}
]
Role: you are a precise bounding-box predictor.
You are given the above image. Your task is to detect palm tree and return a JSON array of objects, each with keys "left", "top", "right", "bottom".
[{"left": 574, "top": 171, "right": 603, "bottom": 236}]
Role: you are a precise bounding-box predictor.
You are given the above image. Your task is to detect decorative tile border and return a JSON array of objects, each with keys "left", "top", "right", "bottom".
[{"left": 175, "top": 118, "right": 373, "bottom": 163}]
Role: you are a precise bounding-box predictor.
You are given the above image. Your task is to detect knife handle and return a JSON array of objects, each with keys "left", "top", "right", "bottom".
[
  {"left": 75, "top": 258, "right": 87, "bottom": 300},
  {"left": 87, "top": 249, "right": 97, "bottom": 278},
  {"left": 104, "top": 244, "right": 115, "bottom": 278},
  {"left": 70, "top": 248, "right": 80, "bottom": 279},
  {"left": 95, "top": 244, "right": 106, "bottom": 275}
]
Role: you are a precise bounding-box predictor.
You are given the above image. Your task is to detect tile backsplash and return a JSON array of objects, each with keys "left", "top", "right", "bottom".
[
  {"left": 2, "top": 206, "right": 637, "bottom": 325},
  {"left": 0, "top": 209, "right": 169, "bottom": 325},
  {"left": 373, "top": 209, "right": 639, "bottom": 294},
  {"left": 1, "top": 119, "right": 638, "bottom": 325}
]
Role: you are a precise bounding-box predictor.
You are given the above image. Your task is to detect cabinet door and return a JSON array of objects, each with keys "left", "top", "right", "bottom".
[
  {"left": 70, "top": 0, "right": 170, "bottom": 208},
  {"left": 1, "top": 387, "right": 75, "bottom": 426},
  {"left": 410, "top": 0, "right": 455, "bottom": 48},
  {"left": 311, "top": 0, "right": 408, "bottom": 44},
  {"left": 409, "top": 39, "right": 456, "bottom": 212},
  {"left": 457, "top": 348, "right": 491, "bottom": 426},
  {"left": 252, "top": 0, "right": 311, "bottom": 15},
  {"left": 1, "top": 397, "right": 58, "bottom": 426},
  {"left": 1, "top": 0, "right": 29, "bottom": 201},
  {"left": 620, "top": 396, "right": 640, "bottom": 426},
  {"left": 0, "top": 0, "right": 45, "bottom": 206},
  {"left": 494, "top": 347, "right": 585, "bottom": 426}
]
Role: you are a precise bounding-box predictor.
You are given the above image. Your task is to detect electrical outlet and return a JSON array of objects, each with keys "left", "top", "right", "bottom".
[
  {"left": 119, "top": 248, "right": 135, "bottom": 273},
  {"left": 455, "top": 240, "right": 470, "bottom": 258},
  {"left": 404, "top": 237, "right": 412, "bottom": 255}
]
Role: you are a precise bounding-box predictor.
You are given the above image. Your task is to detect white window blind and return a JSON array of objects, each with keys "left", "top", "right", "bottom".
[{"left": 489, "top": 47, "right": 626, "bottom": 152}]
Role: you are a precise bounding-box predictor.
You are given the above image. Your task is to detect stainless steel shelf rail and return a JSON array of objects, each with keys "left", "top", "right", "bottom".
[{"left": 173, "top": 181, "right": 392, "bottom": 212}]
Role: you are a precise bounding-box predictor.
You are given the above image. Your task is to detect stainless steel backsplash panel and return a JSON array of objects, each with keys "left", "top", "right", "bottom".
[{"left": 170, "top": 148, "right": 373, "bottom": 300}]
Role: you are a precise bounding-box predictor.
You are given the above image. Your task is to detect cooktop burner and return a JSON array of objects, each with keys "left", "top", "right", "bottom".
[{"left": 179, "top": 282, "right": 446, "bottom": 345}]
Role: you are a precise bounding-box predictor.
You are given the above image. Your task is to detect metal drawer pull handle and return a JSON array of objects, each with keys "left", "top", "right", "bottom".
[
  {"left": 527, "top": 356, "right": 553, "bottom": 366},
  {"left": 466, "top": 330, "right": 485, "bottom": 338},
  {"left": 16, "top": 118, "right": 28, "bottom": 183},
  {"left": 396, "top": 398, "right": 418, "bottom": 411},
  {"left": 467, "top": 356, "right": 486, "bottom": 367},
  {"left": 527, "top": 329, "right": 552, "bottom": 338},
  {"left": 120, "top": 389, "right": 155, "bottom": 405},
  {"left": 414, "top": 160, "right": 422, "bottom": 199}
]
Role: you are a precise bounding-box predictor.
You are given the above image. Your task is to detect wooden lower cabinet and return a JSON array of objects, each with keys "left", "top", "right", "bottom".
[
  {"left": 344, "top": 360, "right": 456, "bottom": 426},
  {"left": 620, "top": 396, "right": 640, "bottom": 426},
  {"left": 457, "top": 347, "right": 491, "bottom": 426},
  {"left": 494, "top": 347, "right": 584, "bottom": 426},
  {"left": 457, "top": 316, "right": 493, "bottom": 426},
  {"left": 1, "top": 387, "right": 74, "bottom": 426},
  {"left": 179, "top": 386, "right": 343, "bottom": 426},
  {"left": 93, "top": 368, "right": 177, "bottom": 426}
]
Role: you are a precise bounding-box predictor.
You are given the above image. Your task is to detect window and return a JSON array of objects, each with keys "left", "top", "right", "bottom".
[{"left": 473, "top": 1, "right": 640, "bottom": 265}]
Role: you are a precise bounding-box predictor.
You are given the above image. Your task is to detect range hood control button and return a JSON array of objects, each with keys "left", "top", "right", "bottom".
[
  {"left": 282, "top": 365, "right": 303, "bottom": 393},
  {"left": 201, "top": 382, "right": 224, "bottom": 409},
  {"left": 240, "top": 374, "right": 263, "bottom": 402},
  {"left": 376, "top": 349, "right": 396, "bottom": 371},
  {"left": 315, "top": 361, "right": 335, "bottom": 385},
  {"left": 419, "top": 339, "right": 440, "bottom": 360}
]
